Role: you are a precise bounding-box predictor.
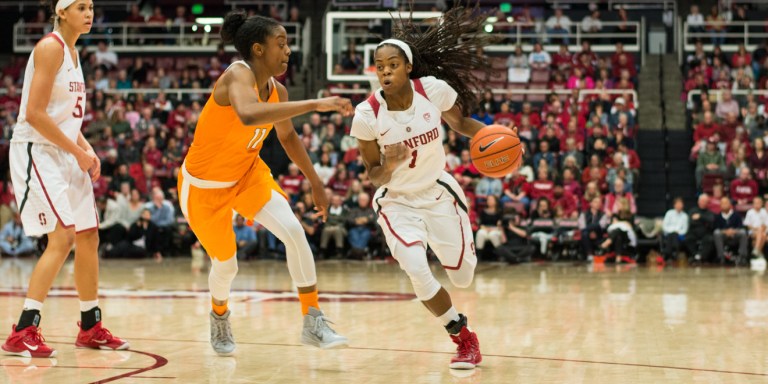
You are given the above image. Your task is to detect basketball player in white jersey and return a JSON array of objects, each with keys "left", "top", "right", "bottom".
[
  {"left": 2, "top": 0, "right": 128, "bottom": 358},
  {"left": 351, "top": 5, "right": 503, "bottom": 370}
]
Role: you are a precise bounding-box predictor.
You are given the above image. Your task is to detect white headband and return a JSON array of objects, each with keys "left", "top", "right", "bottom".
[
  {"left": 54, "top": 0, "right": 78, "bottom": 29},
  {"left": 378, "top": 39, "right": 413, "bottom": 64}
]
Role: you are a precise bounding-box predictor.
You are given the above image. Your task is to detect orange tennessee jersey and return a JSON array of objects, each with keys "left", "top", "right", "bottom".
[{"left": 184, "top": 77, "right": 279, "bottom": 182}]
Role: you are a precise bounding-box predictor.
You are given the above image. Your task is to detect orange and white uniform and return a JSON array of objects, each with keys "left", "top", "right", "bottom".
[{"left": 178, "top": 61, "right": 288, "bottom": 262}]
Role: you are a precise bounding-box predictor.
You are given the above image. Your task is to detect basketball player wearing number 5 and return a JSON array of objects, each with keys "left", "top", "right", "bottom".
[
  {"left": 178, "top": 11, "right": 350, "bottom": 356},
  {"left": 2, "top": 0, "right": 129, "bottom": 358},
  {"left": 350, "top": 5, "right": 507, "bottom": 370}
]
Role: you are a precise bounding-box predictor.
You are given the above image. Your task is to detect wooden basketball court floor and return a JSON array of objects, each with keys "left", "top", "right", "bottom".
[{"left": 1, "top": 257, "right": 767, "bottom": 384}]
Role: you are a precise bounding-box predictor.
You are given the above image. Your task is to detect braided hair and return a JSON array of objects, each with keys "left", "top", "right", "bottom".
[{"left": 378, "top": 1, "right": 497, "bottom": 115}]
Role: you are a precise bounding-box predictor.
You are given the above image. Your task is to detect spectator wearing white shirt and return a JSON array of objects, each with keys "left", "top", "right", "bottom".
[
  {"left": 744, "top": 196, "right": 768, "bottom": 258},
  {"left": 662, "top": 197, "right": 689, "bottom": 261},
  {"left": 581, "top": 10, "right": 603, "bottom": 35},
  {"left": 687, "top": 5, "right": 705, "bottom": 33},
  {"left": 94, "top": 40, "right": 118, "bottom": 70},
  {"left": 506, "top": 45, "right": 529, "bottom": 69},
  {"left": 546, "top": 8, "right": 572, "bottom": 44},
  {"left": 528, "top": 43, "right": 552, "bottom": 70}
]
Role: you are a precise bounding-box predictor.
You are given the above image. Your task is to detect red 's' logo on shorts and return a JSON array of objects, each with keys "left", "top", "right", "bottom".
[{"left": 38, "top": 212, "right": 47, "bottom": 226}]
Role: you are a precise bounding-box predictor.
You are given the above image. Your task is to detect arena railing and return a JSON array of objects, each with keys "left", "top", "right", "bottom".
[
  {"left": 322, "top": 87, "right": 639, "bottom": 107},
  {"left": 12, "top": 21, "right": 303, "bottom": 54},
  {"left": 679, "top": 20, "right": 768, "bottom": 63},
  {"left": 325, "top": 11, "right": 644, "bottom": 82},
  {"left": 685, "top": 89, "right": 768, "bottom": 110}
]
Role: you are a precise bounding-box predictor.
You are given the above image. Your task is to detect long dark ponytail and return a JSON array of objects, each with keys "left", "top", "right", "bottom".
[{"left": 381, "top": 1, "right": 497, "bottom": 115}]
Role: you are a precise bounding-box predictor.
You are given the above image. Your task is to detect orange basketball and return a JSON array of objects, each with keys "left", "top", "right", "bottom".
[{"left": 470, "top": 125, "right": 523, "bottom": 178}]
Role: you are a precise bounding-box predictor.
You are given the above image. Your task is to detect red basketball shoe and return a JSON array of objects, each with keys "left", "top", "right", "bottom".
[
  {"left": 1, "top": 325, "right": 56, "bottom": 358},
  {"left": 75, "top": 322, "right": 130, "bottom": 350},
  {"left": 449, "top": 326, "right": 482, "bottom": 369}
]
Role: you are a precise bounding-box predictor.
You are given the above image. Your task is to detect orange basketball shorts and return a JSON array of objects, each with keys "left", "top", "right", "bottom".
[{"left": 178, "top": 159, "right": 287, "bottom": 261}]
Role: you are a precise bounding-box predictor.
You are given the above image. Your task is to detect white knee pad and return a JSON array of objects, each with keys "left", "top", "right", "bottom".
[
  {"left": 394, "top": 243, "right": 441, "bottom": 301},
  {"left": 209, "top": 256, "right": 238, "bottom": 301},
  {"left": 446, "top": 254, "right": 476, "bottom": 289}
]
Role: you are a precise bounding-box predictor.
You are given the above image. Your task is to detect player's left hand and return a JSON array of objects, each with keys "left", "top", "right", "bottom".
[
  {"left": 312, "top": 184, "right": 329, "bottom": 223},
  {"left": 87, "top": 149, "right": 101, "bottom": 182}
]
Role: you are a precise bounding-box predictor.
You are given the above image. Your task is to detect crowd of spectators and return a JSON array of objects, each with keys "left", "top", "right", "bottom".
[
  {"left": 678, "top": 3, "right": 768, "bottom": 266},
  {"left": 0, "top": 3, "right": 647, "bottom": 263}
]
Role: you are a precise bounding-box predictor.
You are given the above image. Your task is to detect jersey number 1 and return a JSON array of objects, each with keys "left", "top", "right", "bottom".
[
  {"left": 408, "top": 150, "right": 418, "bottom": 168},
  {"left": 247, "top": 128, "right": 267, "bottom": 150}
]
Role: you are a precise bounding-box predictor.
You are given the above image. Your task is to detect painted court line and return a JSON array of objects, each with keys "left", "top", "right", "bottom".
[{"left": 49, "top": 336, "right": 767, "bottom": 378}]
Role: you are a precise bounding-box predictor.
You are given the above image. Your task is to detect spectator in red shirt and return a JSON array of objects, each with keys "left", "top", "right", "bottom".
[
  {"left": 732, "top": 44, "right": 752, "bottom": 69},
  {"left": 612, "top": 54, "right": 637, "bottom": 81},
  {"left": 553, "top": 185, "right": 579, "bottom": 219},
  {"left": 515, "top": 102, "right": 541, "bottom": 128},
  {"left": 611, "top": 42, "right": 635, "bottom": 71},
  {"left": 730, "top": 166, "right": 759, "bottom": 206},
  {"left": 279, "top": 163, "right": 305, "bottom": 202},
  {"left": 453, "top": 150, "right": 481, "bottom": 187},
  {"left": 143, "top": 137, "right": 163, "bottom": 169},
  {"left": 573, "top": 41, "right": 598, "bottom": 68},
  {"left": 166, "top": 103, "right": 190, "bottom": 131},
  {"left": 126, "top": 3, "right": 144, "bottom": 23},
  {"left": 494, "top": 102, "right": 516, "bottom": 127},
  {"left": 502, "top": 170, "right": 531, "bottom": 209},
  {"left": 694, "top": 111, "right": 721, "bottom": 143},
  {"left": 552, "top": 44, "right": 573, "bottom": 72},
  {"left": 148, "top": 6, "right": 166, "bottom": 24},
  {"left": 327, "top": 163, "right": 352, "bottom": 196},
  {"left": 135, "top": 163, "right": 162, "bottom": 197},
  {"left": 0, "top": 85, "right": 21, "bottom": 117},
  {"left": 530, "top": 168, "right": 556, "bottom": 202}
]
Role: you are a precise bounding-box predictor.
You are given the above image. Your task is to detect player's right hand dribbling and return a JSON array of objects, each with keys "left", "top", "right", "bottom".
[{"left": 315, "top": 97, "right": 353, "bottom": 116}]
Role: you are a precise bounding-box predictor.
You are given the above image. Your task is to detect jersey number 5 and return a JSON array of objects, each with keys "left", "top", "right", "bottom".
[
  {"left": 247, "top": 128, "right": 267, "bottom": 150},
  {"left": 72, "top": 96, "right": 84, "bottom": 118}
]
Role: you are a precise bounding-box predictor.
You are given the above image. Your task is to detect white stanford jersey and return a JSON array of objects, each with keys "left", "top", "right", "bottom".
[
  {"left": 12, "top": 31, "right": 86, "bottom": 145},
  {"left": 351, "top": 76, "right": 457, "bottom": 193}
]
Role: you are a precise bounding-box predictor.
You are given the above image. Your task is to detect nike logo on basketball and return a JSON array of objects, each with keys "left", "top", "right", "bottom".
[
  {"left": 23, "top": 342, "right": 38, "bottom": 351},
  {"left": 479, "top": 138, "right": 503, "bottom": 152},
  {"left": 380, "top": 129, "right": 392, "bottom": 136}
]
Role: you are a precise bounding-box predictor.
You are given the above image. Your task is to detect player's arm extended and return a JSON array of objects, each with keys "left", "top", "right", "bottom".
[
  {"left": 442, "top": 104, "right": 485, "bottom": 138},
  {"left": 25, "top": 39, "right": 90, "bottom": 163},
  {"left": 225, "top": 65, "right": 351, "bottom": 126}
]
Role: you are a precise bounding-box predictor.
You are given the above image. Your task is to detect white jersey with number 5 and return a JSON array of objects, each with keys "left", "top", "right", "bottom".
[
  {"left": 12, "top": 31, "right": 86, "bottom": 145},
  {"left": 350, "top": 76, "right": 457, "bottom": 194}
]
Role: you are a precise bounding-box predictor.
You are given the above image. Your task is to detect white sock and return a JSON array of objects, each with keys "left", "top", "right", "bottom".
[
  {"left": 438, "top": 306, "right": 460, "bottom": 326},
  {"left": 23, "top": 298, "right": 43, "bottom": 311},
  {"left": 80, "top": 300, "right": 99, "bottom": 312}
]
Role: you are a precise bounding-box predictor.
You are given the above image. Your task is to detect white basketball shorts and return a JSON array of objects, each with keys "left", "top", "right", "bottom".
[
  {"left": 10, "top": 142, "right": 98, "bottom": 237},
  {"left": 373, "top": 171, "right": 477, "bottom": 272}
]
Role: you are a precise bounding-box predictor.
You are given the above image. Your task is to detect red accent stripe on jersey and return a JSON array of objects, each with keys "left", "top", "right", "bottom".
[
  {"left": 379, "top": 210, "right": 423, "bottom": 248},
  {"left": 42, "top": 33, "right": 65, "bottom": 48},
  {"left": 367, "top": 93, "right": 381, "bottom": 118},
  {"left": 32, "top": 159, "right": 75, "bottom": 229},
  {"left": 412, "top": 78, "right": 429, "bottom": 101},
  {"left": 442, "top": 201, "right": 465, "bottom": 271}
]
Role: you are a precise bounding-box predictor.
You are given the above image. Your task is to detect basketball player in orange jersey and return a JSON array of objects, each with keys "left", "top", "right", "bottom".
[
  {"left": 2, "top": 0, "right": 129, "bottom": 358},
  {"left": 351, "top": 5, "right": 507, "bottom": 369},
  {"left": 178, "top": 11, "right": 351, "bottom": 355}
]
